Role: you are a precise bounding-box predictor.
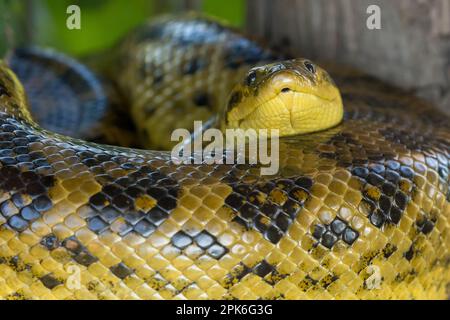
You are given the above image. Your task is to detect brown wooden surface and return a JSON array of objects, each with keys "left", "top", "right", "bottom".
[{"left": 246, "top": 0, "right": 450, "bottom": 114}]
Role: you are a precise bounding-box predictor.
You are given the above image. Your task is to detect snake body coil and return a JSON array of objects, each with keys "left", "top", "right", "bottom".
[{"left": 0, "top": 15, "right": 449, "bottom": 300}]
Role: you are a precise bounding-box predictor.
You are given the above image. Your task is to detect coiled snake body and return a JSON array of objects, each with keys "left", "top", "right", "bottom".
[{"left": 0, "top": 14, "right": 449, "bottom": 299}]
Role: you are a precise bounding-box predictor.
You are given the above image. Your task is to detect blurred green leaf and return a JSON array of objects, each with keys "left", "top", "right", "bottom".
[
  {"left": 202, "top": 0, "right": 245, "bottom": 27},
  {"left": 37, "top": 0, "right": 154, "bottom": 55},
  {"left": 1, "top": 0, "right": 246, "bottom": 56}
]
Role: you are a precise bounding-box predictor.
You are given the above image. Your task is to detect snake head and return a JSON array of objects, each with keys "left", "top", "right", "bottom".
[{"left": 223, "top": 58, "right": 343, "bottom": 136}]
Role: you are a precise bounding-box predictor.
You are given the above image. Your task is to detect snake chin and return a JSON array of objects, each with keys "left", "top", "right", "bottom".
[{"left": 226, "top": 90, "right": 343, "bottom": 137}]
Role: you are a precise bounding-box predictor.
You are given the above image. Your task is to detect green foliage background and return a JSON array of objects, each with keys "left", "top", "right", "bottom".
[{"left": 0, "top": 0, "right": 245, "bottom": 56}]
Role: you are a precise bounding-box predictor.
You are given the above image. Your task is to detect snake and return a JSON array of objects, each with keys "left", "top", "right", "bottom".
[{"left": 0, "top": 14, "right": 449, "bottom": 300}]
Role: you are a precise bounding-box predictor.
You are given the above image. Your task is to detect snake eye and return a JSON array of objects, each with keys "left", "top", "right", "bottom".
[
  {"left": 246, "top": 70, "right": 257, "bottom": 86},
  {"left": 304, "top": 61, "right": 315, "bottom": 74}
]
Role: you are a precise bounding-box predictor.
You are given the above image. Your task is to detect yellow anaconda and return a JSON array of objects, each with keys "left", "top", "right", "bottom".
[{"left": 0, "top": 14, "right": 449, "bottom": 300}]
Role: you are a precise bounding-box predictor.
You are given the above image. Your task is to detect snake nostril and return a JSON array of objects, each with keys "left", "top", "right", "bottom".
[{"left": 281, "top": 87, "right": 291, "bottom": 93}]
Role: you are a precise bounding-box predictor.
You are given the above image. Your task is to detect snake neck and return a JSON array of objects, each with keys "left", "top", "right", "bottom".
[{"left": 0, "top": 61, "right": 35, "bottom": 124}]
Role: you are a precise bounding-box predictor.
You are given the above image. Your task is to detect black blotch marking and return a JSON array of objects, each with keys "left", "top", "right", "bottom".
[
  {"left": 404, "top": 244, "right": 415, "bottom": 261},
  {"left": 5, "top": 292, "right": 27, "bottom": 300},
  {"left": 253, "top": 260, "right": 275, "bottom": 278},
  {"left": 321, "top": 231, "right": 338, "bottom": 249},
  {"left": 193, "top": 92, "right": 212, "bottom": 109},
  {"left": 343, "top": 155, "right": 416, "bottom": 230},
  {"left": 224, "top": 260, "right": 288, "bottom": 288},
  {"left": 0, "top": 115, "right": 56, "bottom": 234},
  {"left": 355, "top": 250, "right": 380, "bottom": 274},
  {"left": 382, "top": 243, "right": 397, "bottom": 258},
  {"left": 369, "top": 210, "right": 385, "bottom": 228},
  {"left": 193, "top": 230, "right": 228, "bottom": 260},
  {"left": 417, "top": 217, "right": 435, "bottom": 235},
  {"left": 295, "top": 177, "right": 313, "bottom": 189},
  {"left": 0, "top": 255, "right": 31, "bottom": 272},
  {"left": 110, "top": 262, "right": 134, "bottom": 279},
  {"left": 62, "top": 236, "right": 98, "bottom": 267},
  {"left": 224, "top": 176, "right": 313, "bottom": 244},
  {"left": 395, "top": 269, "right": 418, "bottom": 283},
  {"left": 298, "top": 275, "right": 319, "bottom": 292},
  {"left": 40, "top": 274, "right": 62, "bottom": 290},
  {"left": 223, "top": 262, "right": 252, "bottom": 289},
  {"left": 85, "top": 162, "right": 180, "bottom": 237},
  {"left": 319, "top": 274, "right": 339, "bottom": 289},
  {"left": 312, "top": 218, "right": 359, "bottom": 249},
  {"left": 33, "top": 195, "right": 52, "bottom": 212}
]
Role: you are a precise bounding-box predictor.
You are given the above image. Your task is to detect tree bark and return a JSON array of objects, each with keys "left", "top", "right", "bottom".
[{"left": 246, "top": 0, "right": 450, "bottom": 114}]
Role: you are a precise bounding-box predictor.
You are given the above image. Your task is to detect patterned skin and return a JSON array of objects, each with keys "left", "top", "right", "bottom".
[{"left": 0, "top": 14, "right": 449, "bottom": 299}]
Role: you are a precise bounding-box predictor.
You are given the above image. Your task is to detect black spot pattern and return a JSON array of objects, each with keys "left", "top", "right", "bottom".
[
  {"left": 0, "top": 116, "right": 56, "bottom": 234},
  {"left": 224, "top": 177, "right": 312, "bottom": 244},
  {"left": 417, "top": 218, "right": 435, "bottom": 235},
  {"left": 382, "top": 243, "right": 397, "bottom": 258},
  {"left": 224, "top": 260, "right": 287, "bottom": 288},
  {"left": 110, "top": 262, "right": 134, "bottom": 279},
  {"left": 86, "top": 163, "right": 180, "bottom": 237},
  {"left": 170, "top": 230, "right": 228, "bottom": 260},
  {"left": 404, "top": 244, "right": 415, "bottom": 261},
  {"left": 40, "top": 274, "right": 62, "bottom": 289},
  {"left": 347, "top": 161, "right": 414, "bottom": 229},
  {"left": 312, "top": 217, "right": 359, "bottom": 249}
]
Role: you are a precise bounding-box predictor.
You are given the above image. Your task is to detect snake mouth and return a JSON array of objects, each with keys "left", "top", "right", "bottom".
[{"left": 230, "top": 90, "right": 342, "bottom": 136}]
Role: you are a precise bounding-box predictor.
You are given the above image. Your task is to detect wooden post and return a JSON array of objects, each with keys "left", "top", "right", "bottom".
[{"left": 246, "top": 0, "right": 450, "bottom": 114}]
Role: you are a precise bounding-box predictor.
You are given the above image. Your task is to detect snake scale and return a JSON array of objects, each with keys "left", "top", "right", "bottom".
[{"left": 0, "top": 14, "right": 449, "bottom": 300}]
